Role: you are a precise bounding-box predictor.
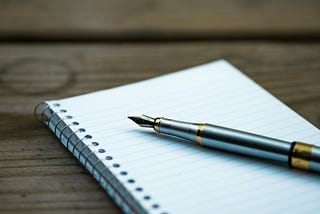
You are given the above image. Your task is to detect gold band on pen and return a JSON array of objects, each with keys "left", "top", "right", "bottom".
[
  {"left": 196, "top": 123, "right": 206, "bottom": 145},
  {"left": 291, "top": 142, "right": 313, "bottom": 171},
  {"left": 154, "top": 118, "right": 162, "bottom": 133}
]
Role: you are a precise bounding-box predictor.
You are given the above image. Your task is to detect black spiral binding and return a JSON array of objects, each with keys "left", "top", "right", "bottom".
[
  {"left": 54, "top": 115, "right": 73, "bottom": 135},
  {"left": 47, "top": 111, "right": 58, "bottom": 127},
  {"left": 65, "top": 128, "right": 85, "bottom": 150},
  {"left": 34, "top": 101, "right": 164, "bottom": 214},
  {"left": 72, "top": 137, "right": 86, "bottom": 154},
  {"left": 34, "top": 101, "right": 49, "bottom": 123},
  {"left": 58, "top": 122, "right": 79, "bottom": 141},
  {"left": 77, "top": 140, "right": 89, "bottom": 159}
]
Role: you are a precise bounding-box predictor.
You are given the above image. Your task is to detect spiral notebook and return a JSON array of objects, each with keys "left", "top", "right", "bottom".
[{"left": 35, "top": 60, "right": 320, "bottom": 214}]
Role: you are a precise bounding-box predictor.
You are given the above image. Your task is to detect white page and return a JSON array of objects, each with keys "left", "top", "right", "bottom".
[{"left": 47, "top": 60, "right": 320, "bottom": 214}]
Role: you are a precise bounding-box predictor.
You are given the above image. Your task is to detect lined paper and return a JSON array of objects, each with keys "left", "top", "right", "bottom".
[{"left": 48, "top": 60, "right": 320, "bottom": 214}]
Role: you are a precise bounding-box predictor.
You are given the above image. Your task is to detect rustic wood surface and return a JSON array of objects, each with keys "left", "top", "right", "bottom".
[
  {"left": 0, "top": 42, "right": 320, "bottom": 213},
  {"left": 0, "top": 1, "right": 320, "bottom": 213},
  {"left": 0, "top": 0, "right": 320, "bottom": 40}
]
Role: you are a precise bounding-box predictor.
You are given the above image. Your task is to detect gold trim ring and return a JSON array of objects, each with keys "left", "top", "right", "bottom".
[
  {"left": 291, "top": 141, "right": 313, "bottom": 171},
  {"left": 196, "top": 123, "right": 206, "bottom": 145},
  {"left": 154, "top": 118, "right": 162, "bottom": 133}
]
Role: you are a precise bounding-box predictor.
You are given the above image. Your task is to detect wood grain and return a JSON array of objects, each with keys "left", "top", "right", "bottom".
[
  {"left": 0, "top": 0, "right": 320, "bottom": 40},
  {"left": 0, "top": 42, "right": 320, "bottom": 213}
]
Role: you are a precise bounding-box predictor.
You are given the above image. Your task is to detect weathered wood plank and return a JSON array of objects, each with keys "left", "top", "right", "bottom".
[
  {"left": 0, "top": 42, "right": 319, "bottom": 213},
  {"left": 0, "top": 42, "right": 319, "bottom": 125},
  {"left": 0, "top": 0, "right": 320, "bottom": 39}
]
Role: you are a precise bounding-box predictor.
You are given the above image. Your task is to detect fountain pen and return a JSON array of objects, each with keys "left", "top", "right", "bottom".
[{"left": 128, "top": 115, "right": 320, "bottom": 173}]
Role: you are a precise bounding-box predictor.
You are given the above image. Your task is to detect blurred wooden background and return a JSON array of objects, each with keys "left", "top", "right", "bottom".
[
  {"left": 0, "top": 0, "right": 320, "bottom": 40},
  {"left": 0, "top": 1, "right": 320, "bottom": 213}
]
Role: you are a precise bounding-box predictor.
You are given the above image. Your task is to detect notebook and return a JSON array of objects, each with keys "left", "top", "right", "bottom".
[{"left": 35, "top": 60, "right": 320, "bottom": 214}]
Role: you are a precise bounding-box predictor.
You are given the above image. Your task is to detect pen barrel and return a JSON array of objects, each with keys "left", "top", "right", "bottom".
[
  {"left": 156, "top": 118, "right": 288, "bottom": 163},
  {"left": 157, "top": 118, "right": 320, "bottom": 172},
  {"left": 199, "top": 124, "right": 292, "bottom": 164}
]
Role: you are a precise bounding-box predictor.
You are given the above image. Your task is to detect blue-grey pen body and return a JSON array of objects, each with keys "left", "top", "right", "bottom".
[{"left": 157, "top": 118, "right": 320, "bottom": 172}]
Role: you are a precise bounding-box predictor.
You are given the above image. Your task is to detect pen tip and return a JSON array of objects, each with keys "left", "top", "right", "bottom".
[{"left": 128, "top": 115, "right": 155, "bottom": 128}]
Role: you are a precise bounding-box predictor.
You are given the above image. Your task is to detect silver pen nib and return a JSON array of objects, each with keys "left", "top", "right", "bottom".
[{"left": 128, "top": 114, "right": 155, "bottom": 128}]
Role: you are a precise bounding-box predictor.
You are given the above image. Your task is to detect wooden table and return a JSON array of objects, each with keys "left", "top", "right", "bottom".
[{"left": 1, "top": 1, "right": 320, "bottom": 213}]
